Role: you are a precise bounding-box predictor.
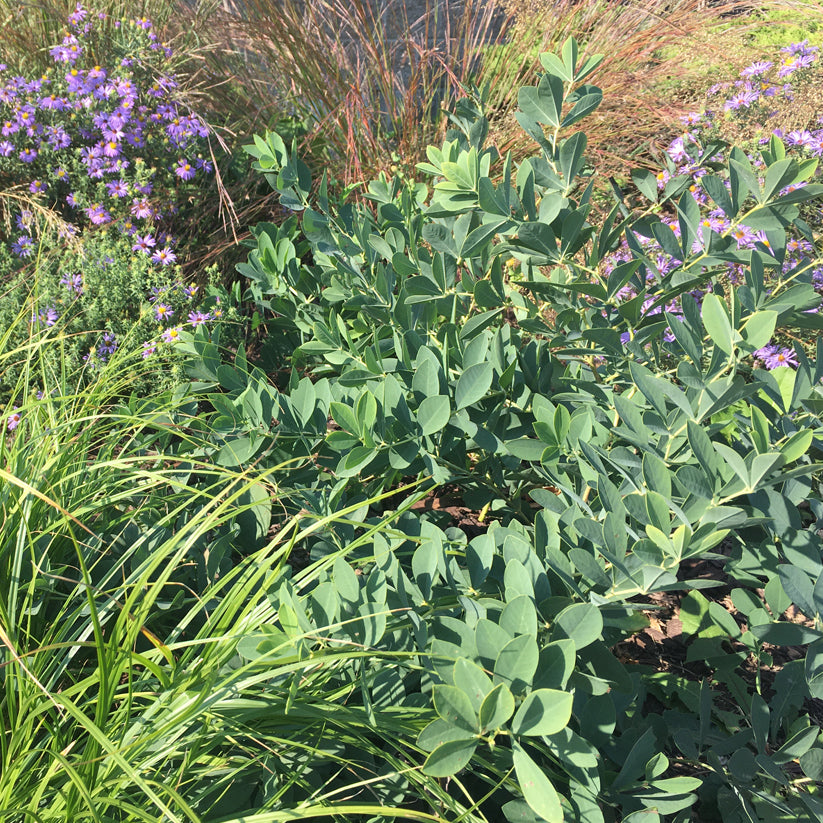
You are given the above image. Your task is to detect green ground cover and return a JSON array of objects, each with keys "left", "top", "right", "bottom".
[{"left": 2, "top": 2, "right": 823, "bottom": 821}]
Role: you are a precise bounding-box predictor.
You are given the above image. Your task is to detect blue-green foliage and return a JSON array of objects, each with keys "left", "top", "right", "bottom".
[{"left": 180, "top": 37, "right": 823, "bottom": 823}]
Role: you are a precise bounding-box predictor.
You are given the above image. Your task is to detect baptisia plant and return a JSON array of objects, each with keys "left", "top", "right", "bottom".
[
  {"left": 0, "top": 3, "right": 215, "bottom": 398},
  {"left": 174, "top": 35, "right": 823, "bottom": 823}
]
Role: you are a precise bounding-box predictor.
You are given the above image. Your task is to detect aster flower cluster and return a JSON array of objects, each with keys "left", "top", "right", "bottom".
[
  {"left": 704, "top": 41, "right": 822, "bottom": 151},
  {"left": 139, "top": 279, "right": 222, "bottom": 358},
  {"left": 0, "top": 3, "right": 212, "bottom": 267},
  {"left": 603, "top": 41, "right": 823, "bottom": 368}
]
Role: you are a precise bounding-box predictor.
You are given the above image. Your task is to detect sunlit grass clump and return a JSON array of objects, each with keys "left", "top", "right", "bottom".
[{"left": 0, "top": 305, "right": 450, "bottom": 822}]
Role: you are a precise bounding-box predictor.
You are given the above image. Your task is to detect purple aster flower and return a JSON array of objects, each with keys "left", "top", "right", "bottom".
[
  {"left": 45, "top": 125, "right": 71, "bottom": 150},
  {"left": 730, "top": 224, "right": 757, "bottom": 248},
  {"left": 183, "top": 284, "right": 199, "bottom": 299},
  {"left": 0, "top": 140, "right": 12, "bottom": 157},
  {"left": 764, "top": 347, "right": 798, "bottom": 369},
  {"left": 65, "top": 68, "right": 84, "bottom": 92},
  {"left": 102, "top": 139, "right": 120, "bottom": 158},
  {"left": 787, "top": 237, "right": 814, "bottom": 256},
  {"left": 151, "top": 247, "right": 177, "bottom": 266},
  {"left": 99, "top": 332, "right": 118, "bottom": 357},
  {"left": 161, "top": 326, "right": 182, "bottom": 344},
  {"left": 60, "top": 272, "right": 83, "bottom": 295},
  {"left": 188, "top": 310, "right": 211, "bottom": 327},
  {"left": 19, "top": 147, "right": 37, "bottom": 163},
  {"left": 725, "top": 89, "right": 759, "bottom": 111},
  {"left": 174, "top": 158, "right": 196, "bottom": 180},
  {"left": 132, "top": 234, "right": 156, "bottom": 253},
  {"left": 68, "top": 3, "right": 87, "bottom": 26},
  {"left": 105, "top": 179, "right": 128, "bottom": 198},
  {"left": 7, "top": 408, "right": 20, "bottom": 431},
  {"left": 667, "top": 135, "right": 691, "bottom": 163},
  {"left": 85, "top": 203, "right": 111, "bottom": 225},
  {"left": 130, "top": 198, "right": 154, "bottom": 219},
  {"left": 740, "top": 61, "right": 773, "bottom": 78},
  {"left": 778, "top": 53, "right": 816, "bottom": 78},
  {"left": 754, "top": 344, "right": 777, "bottom": 363},
  {"left": 154, "top": 303, "right": 174, "bottom": 321},
  {"left": 142, "top": 340, "right": 157, "bottom": 358},
  {"left": 12, "top": 236, "right": 33, "bottom": 257},
  {"left": 39, "top": 93, "right": 66, "bottom": 110},
  {"left": 781, "top": 40, "right": 818, "bottom": 56},
  {"left": 31, "top": 306, "right": 59, "bottom": 327},
  {"left": 29, "top": 180, "right": 46, "bottom": 195}
]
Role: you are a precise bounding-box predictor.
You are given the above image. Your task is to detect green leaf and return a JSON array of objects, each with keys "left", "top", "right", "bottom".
[
  {"left": 333, "top": 556, "right": 361, "bottom": 604},
  {"left": 418, "top": 718, "right": 475, "bottom": 752},
  {"left": 642, "top": 453, "right": 671, "bottom": 500},
  {"left": 417, "top": 395, "right": 451, "bottom": 436},
  {"left": 702, "top": 293, "right": 735, "bottom": 355},
  {"left": 355, "top": 390, "right": 377, "bottom": 435},
  {"left": 501, "top": 595, "right": 539, "bottom": 637},
  {"left": 412, "top": 357, "right": 441, "bottom": 398},
  {"left": 676, "top": 465, "right": 714, "bottom": 499},
  {"left": 422, "top": 737, "right": 478, "bottom": 777},
  {"left": 336, "top": 445, "right": 377, "bottom": 477},
  {"left": 479, "top": 682, "right": 516, "bottom": 732},
  {"left": 330, "top": 401, "right": 360, "bottom": 436},
  {"left": 216, "top": 435, "right": 263, "bottom": 468},
  {"left": 559, "top": 132, "right": 587, "bottom": 188},
  {"left": 765, "top": 575, "right": 791, "bottom": 618},
  {"left": 477, "top": 618, "right": 513, "bottom": 668},
  {"left": 553, "top": 603, "right": 603, "bottom": 649},
  {"left": 751, "top": 622, "right": 822, "bottom": 645},
  {"left": 518, "top": 73, "right": 564, "bottom": 127},
  {"left": 778, "top": 565, "right": 816, "bottom": 620},
  {"left": 781, "top": 429, "right": 813, "bottom": 463},
  {"left": 773, "top": 726, "right": 819, "bottom": 764},
  {"left": 740, "top": 310, "right": 777, "bottom": 353},
  {"left": 533, "top": 641, "right": 576, "bottom": 691},
  {"left": 632, "top": 168, "right": 659, "bottom": 203},
  {"left": 687, "top": 420, "right": 720, "bottom": 480},
  {"left": 506, "top": 438, "right": 548, "bottom": 462},
  {"left": 511, "top": 689, "right": 573, "bottom": 736},
  {"left": 701, "top": 173, "right": 735, "bottom": 218},
  {"left": 461, "top": 308, "right": 503, "bottom": 341},
  {"left": 805, "top": 639, "right": 823, "bottom": 700},
  {"left": 730, "top": 151, "right": 763, "bottom": 203},
  {"left": 513, "top": 742, "right": 563, "bottom": 823},
  {"left": 433, "top": 684, "right": 479, "bottom": 733},
  {"left": 800, "top": 748, "right": 823, "bottom": 781},
  {"left": 561, "top": 90, "right": 602, "bottom": 128},
  {"left": 751, "top": 693, "right": 770, "bottom": 753},
  {"left": 455, "top": 362, "right": 494, "bottom": 410},
  {"left": 494, "top": 634, "right": 540, "bottom": 694},
  {"left": 561, "top": 37, "right": 579, "bottom": 76},
  {"left": 461, "top": 220, "right": 506, "bottom": 258},
  {"left": 453, "top": 658, "right": 493, "bottom": 713},
  {"left": 539, "top": 51, "right": 572, "bottom": 83}
]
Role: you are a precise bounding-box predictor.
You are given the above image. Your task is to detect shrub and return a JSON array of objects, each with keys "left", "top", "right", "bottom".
[{"left": 178, "top": 35, "right": 823, "bottom": 820}]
